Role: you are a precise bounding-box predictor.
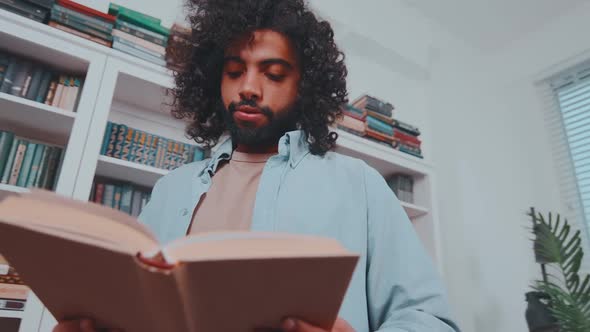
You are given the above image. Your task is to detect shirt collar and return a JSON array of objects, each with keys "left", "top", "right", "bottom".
[{"left": 205, "top": 130, "right": 310, "bottom": 174}]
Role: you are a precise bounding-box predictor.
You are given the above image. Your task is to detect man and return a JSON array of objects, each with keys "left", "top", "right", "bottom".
[{"left": 55, "top": 0, "right": 460, "bottom": 331}]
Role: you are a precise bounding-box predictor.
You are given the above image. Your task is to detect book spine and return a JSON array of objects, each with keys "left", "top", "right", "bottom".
[
  {"left": 52, "top": 4, "right": 114, "bottom": 32},
  {"left": 149, "top": 136, "right": 158, "bottom": 167},
  {"left": 56, "top": 0, "right": 116, "bottom": 23},
  {"left": 52, "top": 74, "right": 66, "bottom": 107},
  {"left": 100, "top": 122, "right": 113, "bottom": 156},
  {"left": 112, "top": 185, "right": 122, "bottom": 209},
  {"left": 34, "top": 70, "right": 53, "bottom": 102},
  {"left": 8, "top": 140, "right": 28, "bottom": 186},
  {"left": 134, "top": 131, "right": 146, "bottom": 164},
  {"left": 24, "top": 66, "right": 44, "bottom": 100},
  {"left": 129, "top": 129, "right": 141, "bottom": 162},
  {"left": 43, "top": 79, "right": 58, "bottom": 105},
  {"left": 25, "top": 144, "right": 45, "bottom": 188},
  {"left": 112, "top": 35, "right": 166, "bottom": 61},
  {"left": 119, "top": 185, "right": 133, "bottom": 214},
  {"left": 9, "top": 61, "right": 32, "bottom": 97},
  {"left": 0, "top": 137, "right": 20, "bottom": 184},
  {"left": 51, "top": 148, "right": 65, "bottom": 191},
  {"left": 20, "top": 67, "right": 33, "bottom": 98},
  {"left": 50, "top": 12, "right": 113, "bottom": 41},
  {"left": 0, "top": 56, "right": 17, "bottom": 93},
  {"left": 30, "top": 144, "right": 49, "bottom": 188},
  {"left": 94, "top": 182, "right": 105, "bottom": 204},
  {"left": 102, "top": 184, "right": 114, "bottom": 207},
  {"left": 112, "top": 41, "right": 167, "bottom": 67},
  {"left": 108, "top": 3, "right": 161, "bottom": 25},
  {"left": 105, "top": 123, "right": 119, "bottom": 156},
  {"left": 113, "top": 124, "right": 128, "bottom": 159},
  {"left": 57, "top": 76, "right": 71, "bottom": 109},
  {"left": 0, "top": 131, "right": 15, "bottom": 177},
  {"left": 42, "top": 147, "right": 62, "bottom": 190},
  {"left": 130, "top": 189, "right": 142, "bottom": 217},
  {"left": 115, "top": 20, "right": 168, "bottom": 46},
  {"left": 48, "top": 21, "right": 113, "bottom": 48},
  {"left": 1, "top": 0, "right": 48, "bottom": 19},
  {"left": 112, "top": 30, "right": 166, "bottom": 54},
  {"left": 139, "top": 132, "right": 150, "bottom": 165},
  {"left": 34, "top": 146, "right": 52, "bottom": 188},
  {"left": 121, "top": 127, "right": 134, "bottom": 161}
]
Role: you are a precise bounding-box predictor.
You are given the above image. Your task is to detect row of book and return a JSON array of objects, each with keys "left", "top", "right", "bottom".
[
  {"left": 0, "top": 130, "right": 63, "bottom": 190},
  {"left": 101, "top": 121, "right": 206, "bottom": 170},
  {"left": 337, "top": 94, "right": 424, "bottom": 159},
  {"left": 2, "top": 0, "right": 191, "bottom": 70},
  {"left": 89, "top": 179, "right": 151, "bottom": 217},
  {"left": 0, "top": 50, "right": 84, "bottom": 112}
]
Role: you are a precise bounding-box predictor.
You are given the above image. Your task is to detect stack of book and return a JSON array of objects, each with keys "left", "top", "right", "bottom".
[
  {"left": 0, "top": 130, "right": 64, "bottom": 190},
  {"left": 0, "top": 51, "right": 84, "bottom": 112},
  {"left": 48, "top": 0, "right": 116, "bottom": 48},
  {"left": 350, "top": 94, "right": 423, "bottom": 159},
  {"left": 90, "top": 179, "right": 151, "bottom": 217},
  {"left": 165, "top": 22, "right": 191, "bottom": 71},
  {"left": 0, "top": 0, "right": 53, "bottom": 23},
  {"left": 109, "top": 3, "right": 169, "bottom": 67},
  {"left": 336, "top": 104, "right": 366, "bottom": 137},
  {"left": 100, "top": 121, "right": 206, "bottom": 170}
]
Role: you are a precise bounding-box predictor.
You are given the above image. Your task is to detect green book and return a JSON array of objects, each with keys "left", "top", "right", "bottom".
[
  {"left": 25, "top": 144, "right": 45, "bottom": 188},
  {"left": 0, "top": 131, "right": 15, "bottom": 177},
  {"left": 41, "top": 147, "right": 61, "bottom": 190},
  {"left": 33, "top": 145, "right": 51, "bottom": 188},
  {"left": 108, "top": 3, "right": 160, "bottom": 24},
  {"left": 109, "top": 3, "right": 169, "bottom": 37},
  {"left": 16, "top": 142, "right": 39, "bottom": 187},
  {"left": 1, "top": 137, "right": 20, "bottom": 184}
]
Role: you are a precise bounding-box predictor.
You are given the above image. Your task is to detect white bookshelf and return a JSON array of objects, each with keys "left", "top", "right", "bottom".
[{"left": 0, "top": 7, "right": 444, "bottom": 332}]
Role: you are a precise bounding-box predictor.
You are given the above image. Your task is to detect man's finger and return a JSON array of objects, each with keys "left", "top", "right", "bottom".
[
  {"left": 281, "top": 318, "right": 326, "bottom": 332},
  {"left": 52, "top": 318, "right": 96, "bottom": 332}
]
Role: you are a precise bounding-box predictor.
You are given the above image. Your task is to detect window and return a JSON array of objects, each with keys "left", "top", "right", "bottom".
[{"left": 548, "top": 64, "right": 590, "bottom": 241}]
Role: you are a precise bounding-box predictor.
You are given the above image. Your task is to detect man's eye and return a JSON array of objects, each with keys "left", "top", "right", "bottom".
[
  {"left": 266, "top": 73, "right": 285, "bottom": 82},
  {"left": 226, "top": 71, "right": 242, "bottom": 78}
]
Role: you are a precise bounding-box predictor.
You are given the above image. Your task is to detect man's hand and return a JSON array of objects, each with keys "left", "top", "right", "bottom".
[
  {"left": 281, "top": 317, "right": 355, "bottom": 332},
  {"left": 52, "top": 319, "right": 122, "bottom": 332}
]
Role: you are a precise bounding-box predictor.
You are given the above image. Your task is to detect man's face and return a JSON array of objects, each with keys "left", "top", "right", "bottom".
[{"left": 221, "top": 29, "right": 301, "bottom": 146}]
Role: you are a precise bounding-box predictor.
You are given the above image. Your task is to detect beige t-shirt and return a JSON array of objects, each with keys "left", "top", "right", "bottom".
[{"left": 188, "top": 151, "right": 273, "bottom": 234}]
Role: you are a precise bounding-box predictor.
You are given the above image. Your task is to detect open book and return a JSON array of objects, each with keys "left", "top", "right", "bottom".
[{"left": 0, "top": 189, "right": 359, "bottom": 331}]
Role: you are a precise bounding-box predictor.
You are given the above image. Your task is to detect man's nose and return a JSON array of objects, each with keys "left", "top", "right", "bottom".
[{"left": 239, "top": 71, "right": 262, "bottom": 101}]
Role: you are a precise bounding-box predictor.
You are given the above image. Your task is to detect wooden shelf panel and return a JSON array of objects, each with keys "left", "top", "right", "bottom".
[
  {"left": 0, "top": 93, "right": 76, "bottom": 144},
  {"left": 95, "top": 155, "right": 167, "bottom": 188}
]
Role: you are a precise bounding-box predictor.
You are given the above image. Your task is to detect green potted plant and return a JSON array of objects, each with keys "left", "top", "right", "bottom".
[{"left": 526, "top": 207, "right": 590, "bottom": 332}]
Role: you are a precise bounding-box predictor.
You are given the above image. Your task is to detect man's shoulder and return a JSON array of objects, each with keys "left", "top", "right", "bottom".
[{"left": 155, "top": 158, "right": 210, "bottom": 187}]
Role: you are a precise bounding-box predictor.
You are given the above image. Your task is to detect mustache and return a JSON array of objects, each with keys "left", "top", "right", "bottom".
[{"left": 228, "top": 100, "right": 274, "bottom": 119}]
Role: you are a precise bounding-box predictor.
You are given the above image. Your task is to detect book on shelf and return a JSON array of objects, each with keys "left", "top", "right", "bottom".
[
  {"left": 387, "top": 173, "right": 414, "bottom": 204},
  {"left": 336, "top": 114, "right": 366, "bottom": 135},
  {"left": 0, "top": 130, "right": 63, "bottom": 190},
  {"left": 0, "top": 189, "right": 358, "bottom": 331},
  {"left": 101, "top": 121, "right": 206, "bottom": 169},
  {"left": 0, "top": 0, "right": 49, "bottom": 23},
  {"left": 91, "top": 179, "right": 151, "bottom": 217},
  {"left": 0, "top": 50, "right": 84, "bottom": 111},
  {"left": 115, "top": 20, "right": 168, "bottom": 47},
  {"left": 56, "top": 0, "right": 115, "bottom": 23},
  {"left": 351, "top": 94, "right": 394, "bottom": 117},
  {"left": 48, "top": 21, "right": 113, "bottom": 47},
  {"left": 366, "top": 115, "right": 394, "bottom": 136},
  {"left": 108, "top": 2, "right": 169, "bottom": 37}
]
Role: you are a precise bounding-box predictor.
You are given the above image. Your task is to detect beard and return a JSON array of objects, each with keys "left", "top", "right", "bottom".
[{"left": 222, "top": 99, "right": 299, "bottom": 147}]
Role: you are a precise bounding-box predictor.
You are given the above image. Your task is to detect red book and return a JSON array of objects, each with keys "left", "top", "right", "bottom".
[
  {"left": 57, "top": 0, "right": 116, "bottom": 22},
  {"left": 393, "top": 130, "right": 422, "bottom": 145},
  {"left": 93, "top": 183, "right": 105, "bottom": 204}
]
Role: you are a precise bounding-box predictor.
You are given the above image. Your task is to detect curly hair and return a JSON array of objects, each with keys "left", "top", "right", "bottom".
[{"left": 170, "top": 0, "right": 348, "bottom": 155}]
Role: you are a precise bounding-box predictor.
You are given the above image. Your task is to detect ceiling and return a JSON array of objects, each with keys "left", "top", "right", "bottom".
[{"left": 402, "top": 0, "right": 587, "bottom": 50}]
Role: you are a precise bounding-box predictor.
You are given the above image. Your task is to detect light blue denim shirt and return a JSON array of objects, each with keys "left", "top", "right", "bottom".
[{"left": 138, "top": 130, "right": 460, "bottom": 332}]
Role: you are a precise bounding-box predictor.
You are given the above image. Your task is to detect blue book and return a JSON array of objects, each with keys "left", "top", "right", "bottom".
[{"left": 100, "top": 122, "right": 113, "bottom": 156}]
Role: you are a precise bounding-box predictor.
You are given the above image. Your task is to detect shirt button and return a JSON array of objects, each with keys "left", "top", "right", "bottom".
[{"left": 180, "top": 208, "right": 188, "bottom": 216}]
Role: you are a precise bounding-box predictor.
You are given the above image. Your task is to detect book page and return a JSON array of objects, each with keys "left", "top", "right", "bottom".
[
  {"left": 0, "top": 191, "right": 158, "bottom": 254},
  {"left": 161, "top": 231, "right": 356, "bottom": 263}
]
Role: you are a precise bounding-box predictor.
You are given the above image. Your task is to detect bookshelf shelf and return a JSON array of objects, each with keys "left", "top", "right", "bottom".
[
  {"left": 0, "top": 309, "right": 24, "bottom": 319},
  {"left": 0, "top": 184, "right": 29, "bottom": 201},
  {"left": 0, "top": 93, "right": 76, "bottom": 143},
  {"left": 95, "top": 155, "right": 168, "bottom": 188},
  {"left": 334, "top": 128, "right": 430, "bottom": 177}
]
